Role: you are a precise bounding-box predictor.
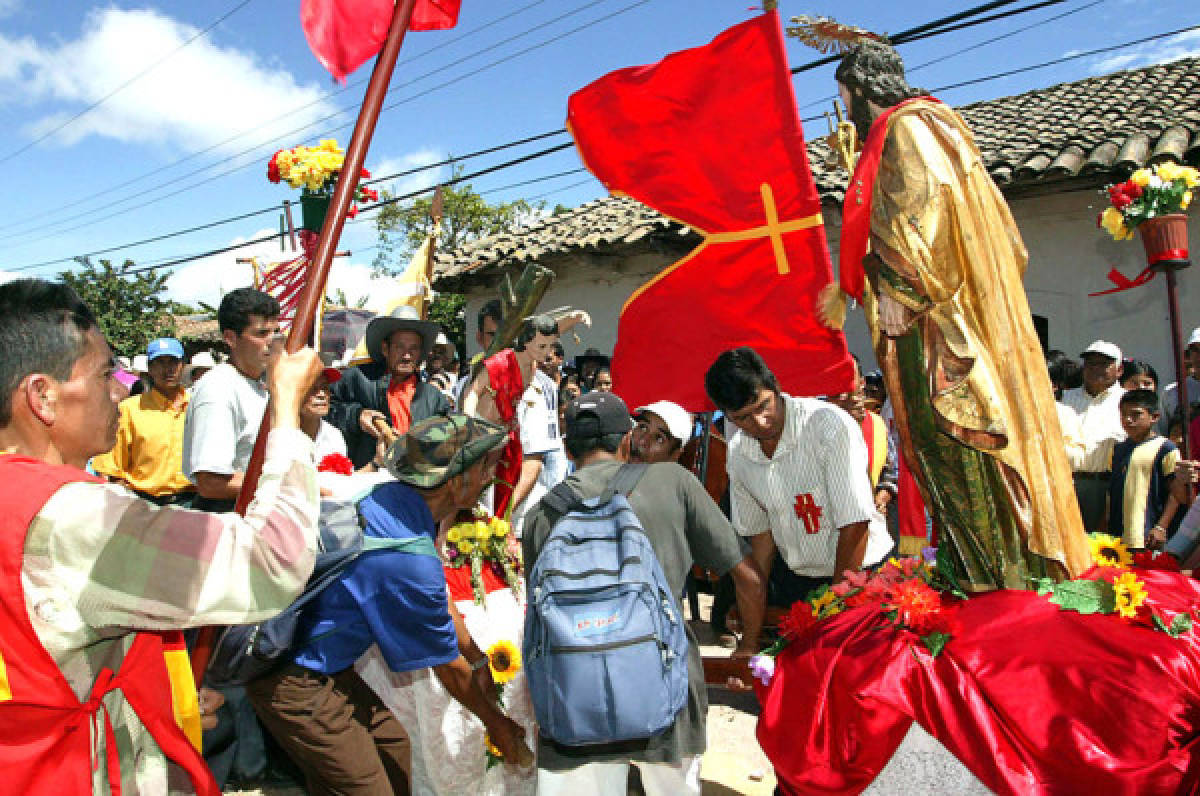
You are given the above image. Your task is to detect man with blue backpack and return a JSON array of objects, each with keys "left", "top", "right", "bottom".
[{"left": 522, "top": 392, "right": 766, "bottom": 794}]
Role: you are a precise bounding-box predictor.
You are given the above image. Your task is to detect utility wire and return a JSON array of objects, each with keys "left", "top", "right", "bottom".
[
  {"left": 0, "top": 0, "right": 609, "bottom": 241},
  {"left": 113, "top": 156, "right": 589, "bottom": 275},
  {"left": 9, "top": 6, "right": 1183, "bottom": 275},
  {"left": 0, "top": 0, "right": 256, "bottom": 166},
  {"left": 0, "top": 0, "right": 1046, "bottom": 244},
  {"left": 798, "top": 0, "right": 1105, "bottom": 110}
]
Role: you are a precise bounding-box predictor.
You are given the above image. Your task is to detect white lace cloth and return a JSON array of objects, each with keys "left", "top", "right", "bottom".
[{"left": 356, "top": 585, "right": 537, "bottom": 796}]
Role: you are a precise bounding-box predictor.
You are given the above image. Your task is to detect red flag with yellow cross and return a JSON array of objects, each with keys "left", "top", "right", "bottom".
[{"left": 566, "top": 9, "right": 853, "bottom": 411}]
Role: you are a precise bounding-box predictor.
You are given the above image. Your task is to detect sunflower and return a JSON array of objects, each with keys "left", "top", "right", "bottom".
[
  {"left": 484, "top": 733, "right": 502, "bottom": 758},
  {"left": 1112, "top": 572, "right": 1148, "bottom": 619},
  {"left": 486, "top": 639, "right": 522, "bottom": 684},
  {"left": 810, "top": 589, "right": 840, "bottom": 618},
  {"left": 1089, "top": 533, "right": 1133, "bottom": 569}
]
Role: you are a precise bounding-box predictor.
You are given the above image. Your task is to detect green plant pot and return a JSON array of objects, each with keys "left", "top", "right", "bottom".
[{"left": 300, "top": 193, "right": 330, "bottom": 233}]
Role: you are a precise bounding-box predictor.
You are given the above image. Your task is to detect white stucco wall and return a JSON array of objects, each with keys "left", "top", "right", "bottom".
[{"left": 462, "top": 193, "right": 1200, "bottom": 387}]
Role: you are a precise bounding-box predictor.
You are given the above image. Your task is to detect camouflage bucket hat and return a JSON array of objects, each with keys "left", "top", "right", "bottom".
[{"left": 384, "top": 414, "right": 509, "bottom": 489}]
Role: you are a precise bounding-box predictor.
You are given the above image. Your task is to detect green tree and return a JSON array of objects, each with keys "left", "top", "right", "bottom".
[
  {"left": 60, "top": 257, "right": 175, "bottom": 357},
  {"left": 373, "top": 164, "right": 543, "bottom": 271},
  {"left": 373, "top": 164, "right": 543, "bottom": 354}
]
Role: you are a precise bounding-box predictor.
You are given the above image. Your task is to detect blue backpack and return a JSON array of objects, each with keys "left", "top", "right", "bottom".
[{"left": 524, "top": 463, "right": 689, "bottom": 746}]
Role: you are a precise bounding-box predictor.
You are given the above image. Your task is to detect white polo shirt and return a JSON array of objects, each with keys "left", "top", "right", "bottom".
[
  {"left": 727, "top": 394, "right": 876, "bottom": 578},
  {"left": 1061, "top": 384, "right": 1126, "bottom": 473}
]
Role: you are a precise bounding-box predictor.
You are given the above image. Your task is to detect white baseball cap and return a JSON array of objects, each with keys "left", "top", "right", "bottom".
[
  {"left": 190, "top": 351, "right": 217, "bottom": 368},
  {"left": 1187, "top": 328, "right": 1200, "bottom": 349},
  {"left": 131, "top": 354, "right": 149, "bottom": 373},
  {"left": 1080, "top": 340, "right": 1122, "bottom": 361},
  {"left": 634, "top": 400, "right": 693, "bottom": 445}
]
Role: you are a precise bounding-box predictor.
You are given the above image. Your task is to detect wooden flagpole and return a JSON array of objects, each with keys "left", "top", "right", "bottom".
[
  {"left": 190, "top": 0, "right": 421, "bottom": 687},
  {"left": 418, "top": 185, "right": 444, "bottom": 320}
]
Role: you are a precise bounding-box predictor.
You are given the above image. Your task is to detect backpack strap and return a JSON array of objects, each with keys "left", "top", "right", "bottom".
[
  {"left": 361, "top": 535, "right": 439, "bottom": 558},
  {"left": 603, "top": 463, "right": 648, "bottom": 502},
  {"left": 542, "top": 462, "right": 650, "bottom": 516}
]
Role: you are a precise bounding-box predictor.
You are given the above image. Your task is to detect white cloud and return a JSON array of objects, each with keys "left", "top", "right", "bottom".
[
  {"left": 370, "top": 148, "right": 448, "bottom": 201},
  {"left": 165, "top": 227, "right": 398, "bottom": 312},
  {"left": 1088, "top": 29, "right": 1200, "bottom": 74},
  {"left": 0, "top": 269, "right": 20, "bottom": 285},
  {"left": 0, "top": 8, "right": 342, "bottom": 155}
]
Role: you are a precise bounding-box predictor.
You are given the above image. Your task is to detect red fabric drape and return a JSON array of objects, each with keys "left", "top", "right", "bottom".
[
  {"left": 301, "top": 0, "right": 462, "bottom": 81},
  {"left": 482, "top": 349, "right": 524, "bottom": 516},
  {"left": 757, "top": 568, "right": 1200, "bottom": 795},
  {"left": 566, "top": 11, "right": 853, "bottom": 411},
  {"left": 0, "top": 456, "right": 217, "bottom": 796}
]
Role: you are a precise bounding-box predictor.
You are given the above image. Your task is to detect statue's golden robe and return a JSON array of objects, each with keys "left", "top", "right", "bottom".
[{"left": 864, "top": 100, "right": 1091, "bottom": 585}]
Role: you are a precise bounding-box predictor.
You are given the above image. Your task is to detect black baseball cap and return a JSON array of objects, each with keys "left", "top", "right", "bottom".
[{"left": 564, "top": 392, "right": 632, "bottom": 439}]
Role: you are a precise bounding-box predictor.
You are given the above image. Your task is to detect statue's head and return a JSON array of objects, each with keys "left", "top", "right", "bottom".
[{"left": 835, "top": 39, "right": 926, "bottom": 138}]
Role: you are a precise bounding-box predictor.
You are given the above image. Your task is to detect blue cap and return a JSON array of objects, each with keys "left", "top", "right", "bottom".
[{"left": 146, "top": 337, "right": 184, "bottom": 361}]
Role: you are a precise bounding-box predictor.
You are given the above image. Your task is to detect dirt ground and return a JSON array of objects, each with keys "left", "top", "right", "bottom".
[{"left": 231, "top": 594, "right": 774, "bottom": 795}]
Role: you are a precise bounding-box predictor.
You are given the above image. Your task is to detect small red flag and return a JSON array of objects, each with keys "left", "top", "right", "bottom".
[
  {"left": 301, "top": 0, "right": 462, "bottom": 82},
  {"left": 567, "top": 10, "right": 853, "bottom": 411}
]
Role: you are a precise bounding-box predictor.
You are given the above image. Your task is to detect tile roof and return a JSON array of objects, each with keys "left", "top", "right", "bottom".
[{"left": 436, "top": 56, "right": 1200, "bottom": 286}]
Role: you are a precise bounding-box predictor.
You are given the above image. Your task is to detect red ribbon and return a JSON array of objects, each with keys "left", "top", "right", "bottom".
[
  {"left": 1088, "top": 265, "right": 1156, "bottom": 297},
  {"left": 1148, "top": 247, "right": 1190, "bottom": 264}
]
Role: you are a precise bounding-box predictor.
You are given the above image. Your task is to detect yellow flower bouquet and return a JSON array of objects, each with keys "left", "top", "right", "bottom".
[
  {"left": 266, "top": 139, "right": 378, "bottom": 231},
  {"left": 445, "top": 505, "right": 521, "bottom": 605}
]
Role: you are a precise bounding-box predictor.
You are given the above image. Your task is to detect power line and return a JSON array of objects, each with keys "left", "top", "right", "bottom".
[
  {"left": 0, "top": 0, "right": 1047, "bottom": 247},
  {"left": 116, "top": 158, "right": 593, "bottom": 275},
  {"left": 7, "top": 129, "right": 570, "bottom": 271},
  {"left": 0, "top": 0, "right": 256, "bottom": 167},
  {"left": 0, "top": 0, "right": 614, "bottom": 242},
  {"left": 797, "top": 0, "right": 1105, "bottom": 111},
  {"left": 9, "top": 8, "right": 1186, "bottom": 276}
]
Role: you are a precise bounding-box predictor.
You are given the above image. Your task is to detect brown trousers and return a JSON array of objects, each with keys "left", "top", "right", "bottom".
[{"left": 247, "top": 662, "right": 411, "bottom": 796}]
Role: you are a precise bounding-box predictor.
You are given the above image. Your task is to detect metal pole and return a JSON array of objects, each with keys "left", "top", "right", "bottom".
[{"left": 1166, "top": 266, "right": 1190, "bottom": 459}]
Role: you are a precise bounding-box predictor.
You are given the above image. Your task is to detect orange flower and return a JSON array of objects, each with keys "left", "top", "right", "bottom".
[{"left": 890, "top": 579, "right": 944, "bottom": 635}]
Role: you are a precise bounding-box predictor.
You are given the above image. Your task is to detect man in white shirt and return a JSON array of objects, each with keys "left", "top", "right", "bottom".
[
  {"left": 705, "top": 347, "right": 877, "bottom": 608},
  {"left": 1061, "top": 340, "right": 1126, "bottom": 530},
  {"left": 509, "top": 368, "right": 566, "bottom": 535}
]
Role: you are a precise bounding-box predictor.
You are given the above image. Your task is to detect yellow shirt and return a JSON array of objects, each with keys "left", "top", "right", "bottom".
[{"left": 92, "top": 388, "right": 194, "bottom": 496}]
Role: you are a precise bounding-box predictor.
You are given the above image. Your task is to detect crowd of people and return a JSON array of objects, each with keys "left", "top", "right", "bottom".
[{"left": 6, "top": 258, "right": 1200, "bottom": 796}]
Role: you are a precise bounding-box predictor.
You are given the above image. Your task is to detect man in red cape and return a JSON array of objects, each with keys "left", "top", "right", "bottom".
[{"left": 567, "top": 9, "right": 854, "bottom": 411}]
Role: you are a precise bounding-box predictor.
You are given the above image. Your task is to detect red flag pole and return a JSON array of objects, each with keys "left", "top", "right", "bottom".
[{"left": 190, "top": 0, "right": 420, "bottom": 687}]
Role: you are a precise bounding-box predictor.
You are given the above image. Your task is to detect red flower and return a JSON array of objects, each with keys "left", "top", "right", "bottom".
[
  {"left": 1132, "top": 550, "right": 1182, "bottom": 572},
  {"left": 267, "top": 150, "right": 283, "bottom": 184},
  {"left": 347, "top": 204, "right": 359, "bottom": 219},
  {"left": 360, "top": 168, "right": 371, "bottom": 179},
  {"left": 1107, "top": 185, "right": 1133, "bottom": 209},
  {"left": 1122, "top": 180, "right": 1143, "bottom": 199},
  {"left": 889, "top": 579, "right": 944, "bottom": 635},
  {"left": 318, "top": 453, "right": 354, "bottom": 475},
  {"left": 778, "top": 600, "right": 818, "bottom": 640}
]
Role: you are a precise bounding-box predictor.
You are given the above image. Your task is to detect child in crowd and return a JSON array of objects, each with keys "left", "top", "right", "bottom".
[
  {"left": 1108, "top": 389, "right": 1181, "bottom": 549},
  {"left": 1120, "top": 359, "right": 1159, "bottom": 392}
]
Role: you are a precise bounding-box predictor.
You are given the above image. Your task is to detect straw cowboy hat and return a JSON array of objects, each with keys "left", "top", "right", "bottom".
[{"left": 364, "top": 305, "right": 440, "bottom": 364}]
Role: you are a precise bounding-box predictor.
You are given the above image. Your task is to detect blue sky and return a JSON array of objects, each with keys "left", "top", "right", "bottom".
[{"left": 0, "top": 0, "right": 1196, "bottom": 307}]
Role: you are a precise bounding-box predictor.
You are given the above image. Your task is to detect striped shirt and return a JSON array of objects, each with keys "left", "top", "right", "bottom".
[
  {"left": 19, "top": 428, "right": 319, "bottom": 794},
  {"left": 727, "top": 394, "right": 875, "bottom": 578}
]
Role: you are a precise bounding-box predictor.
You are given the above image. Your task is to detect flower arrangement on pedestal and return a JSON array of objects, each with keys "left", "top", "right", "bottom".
[
  {"left": 1098, "top": 163, "right": 1197, "bottom": 265},
  {"left": 267, "top": 139, "right": 379, "bottom": 231},
  {"left": 444, "top": 505, "right": 522, "bottom": 605},
  {"left": 748, "top": 555, "right": 957, "bottom": 686}
]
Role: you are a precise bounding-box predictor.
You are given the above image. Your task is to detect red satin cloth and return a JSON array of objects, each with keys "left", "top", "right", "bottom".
[
  {"left": 757, "top": 568, "right": 1200, "bottom": 795},
  {"left": 444, "top": 564, "right": 510, "bottom": 604},
  {"left": 483, "top": 348, "right": 524, "bottom": 516},
  {"left": 301, "top": 0, "right": 461, "bottom": 81},
  {"left": 566, "top": 11, "right": 852, "bottom": 411}
]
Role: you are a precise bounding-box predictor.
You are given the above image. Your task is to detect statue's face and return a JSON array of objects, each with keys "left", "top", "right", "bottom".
[{"left": 839, "top": 81, "right": 875, "bottom": 142}]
